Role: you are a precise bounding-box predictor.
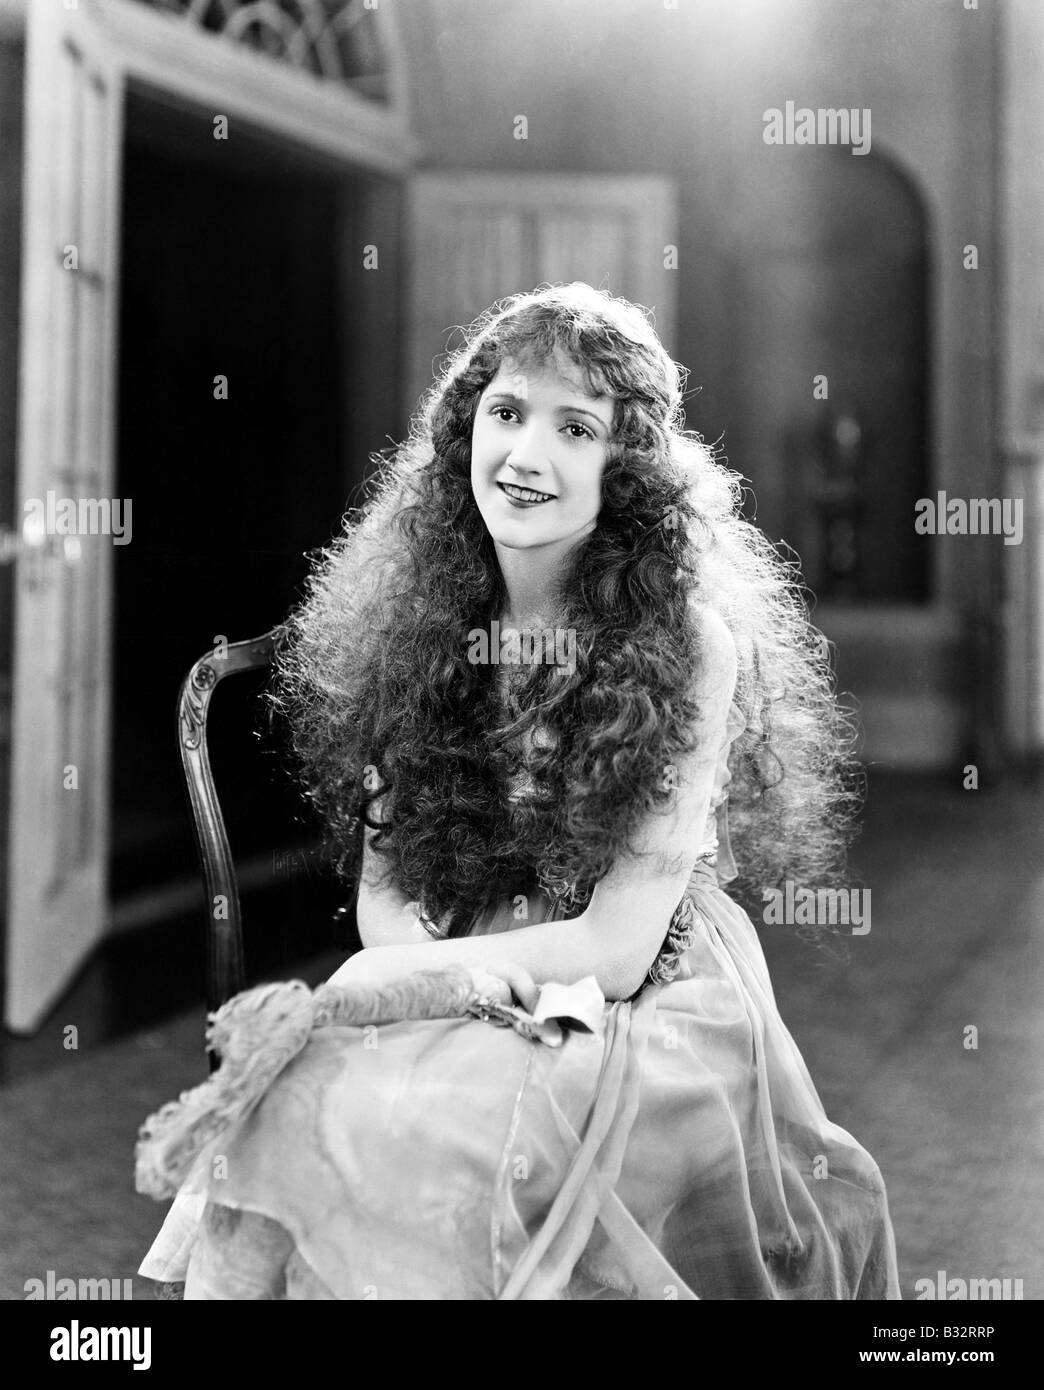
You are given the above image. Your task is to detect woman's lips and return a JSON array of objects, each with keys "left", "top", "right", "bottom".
[{"left": 498, "top": 481, "right": 556, "bottom": 507}]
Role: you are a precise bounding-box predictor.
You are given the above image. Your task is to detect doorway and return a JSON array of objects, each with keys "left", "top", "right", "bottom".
[
  {"left": 4, "top": 0, "right": 412, "bottom": 1035},
  {"left": 112, "top": 90, "right": 353, "bottom": 939}
]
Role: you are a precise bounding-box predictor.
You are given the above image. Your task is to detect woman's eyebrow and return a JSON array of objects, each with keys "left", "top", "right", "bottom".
[
  {"left": 563, "top": 405, "right": 611, "bottom": 429},
  {"left": 484, "top": 392, "right": 610, "bottom": 429}
]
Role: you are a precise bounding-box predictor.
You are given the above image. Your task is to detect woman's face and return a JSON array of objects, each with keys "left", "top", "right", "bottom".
[{"left": 471, "top": 351, "right": 615, "bottom": 558}]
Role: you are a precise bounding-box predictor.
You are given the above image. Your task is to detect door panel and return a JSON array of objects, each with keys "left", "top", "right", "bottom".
[
  {"left": 406, "top": 173, "right": 677, "bottom": 413},
  {"left": 6, "top": 0, "right": 123, "bottom": 1031}
]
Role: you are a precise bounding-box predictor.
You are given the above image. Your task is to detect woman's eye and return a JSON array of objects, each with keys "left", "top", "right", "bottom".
[
  {"left": 564, "top": 422, "right": 594, "bottom": 440},
  {"left": 491, "top": 406, "right": 518, "bottom": 423}
]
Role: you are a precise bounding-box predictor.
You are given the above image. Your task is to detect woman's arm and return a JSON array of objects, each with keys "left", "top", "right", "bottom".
[
  {"left": 331, "top": 609, "right": 738, "bottom": 1002},
  {"left": 356, "top": 819, "right": 433, "bottom": 948}
]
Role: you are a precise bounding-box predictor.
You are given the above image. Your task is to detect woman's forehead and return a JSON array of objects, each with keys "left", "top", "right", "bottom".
[{"left": 491, "top": 347, "right": 611, "bottom": 401}]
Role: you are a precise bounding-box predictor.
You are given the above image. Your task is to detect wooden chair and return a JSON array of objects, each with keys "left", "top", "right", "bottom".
[{"left": 176, "top": 627, "right": 289, "bottom": 1028}]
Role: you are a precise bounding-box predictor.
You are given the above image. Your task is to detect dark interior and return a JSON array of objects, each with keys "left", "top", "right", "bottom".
[{"left": 111, "top": 91, "right": 352, "bottom": 966}]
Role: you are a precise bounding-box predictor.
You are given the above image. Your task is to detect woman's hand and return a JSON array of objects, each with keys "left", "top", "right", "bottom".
[{"left": 467, "top": 962, "right": 539, "bottom": 1015}]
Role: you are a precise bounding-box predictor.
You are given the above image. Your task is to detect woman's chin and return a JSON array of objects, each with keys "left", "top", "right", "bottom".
[
  {"left": 486, "top": 518, "right": 596, "bottom": 556},
  {"left": 480, "top": 509, "right": 555, "bottom": 547},
  {"left": 490, "top": 528, "right": 553, "bottom": 550}
]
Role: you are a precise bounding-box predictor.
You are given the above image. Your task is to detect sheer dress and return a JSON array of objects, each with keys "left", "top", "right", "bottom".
[{"left": 138, "top": 699, "right": 900, "bottom": 1299}]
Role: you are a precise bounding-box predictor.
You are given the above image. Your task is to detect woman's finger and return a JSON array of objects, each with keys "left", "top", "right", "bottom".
[{"left": 493, "top": 962, "right": 540, "bottom": 1015}]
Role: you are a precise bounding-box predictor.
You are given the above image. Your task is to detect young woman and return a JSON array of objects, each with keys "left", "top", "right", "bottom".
[{"left": 136, "top": 283, "right": 900, "bottom": 1299}]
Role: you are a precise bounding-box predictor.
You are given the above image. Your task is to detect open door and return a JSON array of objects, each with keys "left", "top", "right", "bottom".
[
  {"left": 6, "top": 0, "right": 124, "bottom": 1031},
  {"left": 405, "top": 173, "right": 678, "bottom": 413}
]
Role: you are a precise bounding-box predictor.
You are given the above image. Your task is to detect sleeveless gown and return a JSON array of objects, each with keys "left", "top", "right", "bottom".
[{"left": 138, "top": 702, "right": 900, "bottom": 1299}]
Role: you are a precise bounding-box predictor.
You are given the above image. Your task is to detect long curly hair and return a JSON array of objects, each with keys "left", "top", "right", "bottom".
[{"left": 268, "top": 283, "right": 860, "bottom": 936}]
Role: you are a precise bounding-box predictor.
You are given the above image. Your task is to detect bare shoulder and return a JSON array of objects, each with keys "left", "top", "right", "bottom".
[{"left": 691, "top": 604, "right": 738, "bottom": 698}]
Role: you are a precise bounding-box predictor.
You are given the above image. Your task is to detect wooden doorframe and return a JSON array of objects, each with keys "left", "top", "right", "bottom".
[
  {"left": 91, "top": 0, "right": 417, "bottom": 172},
  {"left": 1, "top": 0, "right": 417, "bottom": 171},
  {"left": 4, "top": 0, "right": 415, "bottom": 1031}
]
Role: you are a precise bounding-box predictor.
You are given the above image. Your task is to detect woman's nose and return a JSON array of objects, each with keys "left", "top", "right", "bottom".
[{"left": 506, "top": 426, "right": 551, "bottom": 473}]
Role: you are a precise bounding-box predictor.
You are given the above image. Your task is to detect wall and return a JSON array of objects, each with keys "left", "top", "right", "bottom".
[
  {"left": 1000, "top": 0, "right": 1044, "bottom": 754},
  {"left": 396, "top": 0, "right": 1004, "bottom": 766}
]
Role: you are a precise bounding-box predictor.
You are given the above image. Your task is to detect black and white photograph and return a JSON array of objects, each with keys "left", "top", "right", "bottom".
[{"left": 0, "top": 0, "right": 1041, "bottom": 1343}]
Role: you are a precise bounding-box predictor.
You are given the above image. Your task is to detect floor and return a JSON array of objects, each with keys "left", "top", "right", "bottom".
[
  {"left": 759, "top": 769, "right": 1044, "bottom": 1295},
  {"left": 0, "top": 865, "right": 351, "bottom": 1086},
  {"left": 1, "top": 772, "right": 1041, "bottom": 1300}
]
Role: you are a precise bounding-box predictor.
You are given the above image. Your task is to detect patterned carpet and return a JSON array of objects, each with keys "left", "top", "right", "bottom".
[{"left": 1, "top": 776, "right": 1041, "bottom": 1301}]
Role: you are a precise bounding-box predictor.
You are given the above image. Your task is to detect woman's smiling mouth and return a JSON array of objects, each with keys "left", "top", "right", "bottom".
[{"left": 498, "top": 481, "right": 556, "bottom": 506}]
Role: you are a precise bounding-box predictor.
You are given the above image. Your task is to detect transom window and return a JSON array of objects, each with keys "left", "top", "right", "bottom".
[{"left": 138, "top": 0, "right": 391, "bottom": 101}]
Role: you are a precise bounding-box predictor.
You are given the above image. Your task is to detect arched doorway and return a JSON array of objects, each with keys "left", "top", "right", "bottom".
[{"left": 746, "top": 147, "right": 930, "bottom": 602}]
